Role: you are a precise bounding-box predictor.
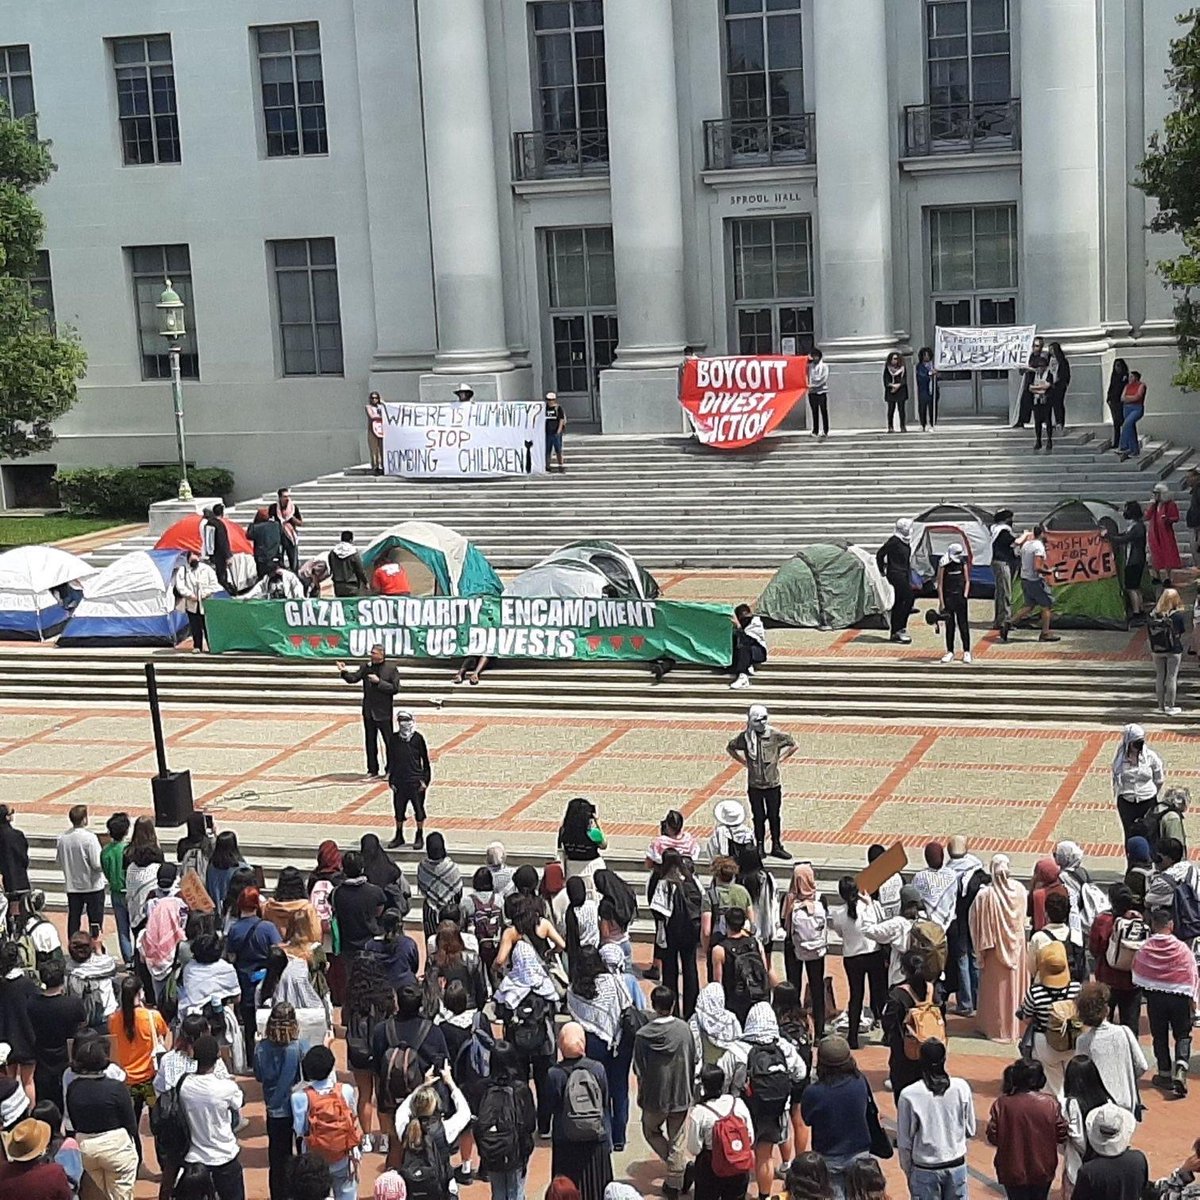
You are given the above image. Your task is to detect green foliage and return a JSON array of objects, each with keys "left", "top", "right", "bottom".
[
  {"left": 55, "top": 466, "right": 236, "bottom": 518},
  {"left": 1139, "top": 9, "right": 1200, "bottom": 391},
  {"left": 0, "top": 101, "right": 87, "bottom": 457}
]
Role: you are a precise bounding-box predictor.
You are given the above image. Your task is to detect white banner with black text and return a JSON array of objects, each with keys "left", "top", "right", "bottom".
[
  {"left": 383, "top": 401, "right": 547, "bottom": 478},
  {"left": 934, "top": 325, "right": 1037, "bottom": 371}
]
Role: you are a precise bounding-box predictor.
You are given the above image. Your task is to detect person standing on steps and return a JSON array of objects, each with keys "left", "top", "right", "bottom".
[
  {"left": 1147, "top": 588, "right": 1187, "bottom": 715},
  {"left": 878, "top": 518, "right": 916, "bottom": 644},
  {"left": 915, "top": 346, "right": 938, "bottom": 431},
  {"left": 545, "top": 392, "right": 566, "bottom": 473},
  {"left": 327, "top": 532, "right": 369, "bottom": 598},
  {"left": 1030, "top": 353, "right": 1057, "bottom": 453},
  {"left": 1147, "top": 482, "right": 1183, "bottom": 586},
  {"left": 268, "top": 487, "right": 304, "bottom": 573},
  {"left": 56, "top": 805, "right": 105, "bottom": 940},
  {"left": 989, "top": 509, "right": 1020, "bottom": 633},
  {"left": 366, "top": 391, "right": 385, "bottom": 475},
  {"left": 1185, "top": 467, "right": 1200, "bottom": 565},
  {"left": 1014, "top": 336, "right": 1045, "bottom": 428},
  {"left": 1049, "top": 342, "right": 1071, "bottom": 430},
  {"left": 1107, "top": 502, "right": 1148, "bottom": 622},
  {"left": 1002, "top": 525, "right": 1060, "bottom": 643},
  {"left": 936, "top": 542, "right": 972, "bottom": 664},
  {"left": 386, "top": 710, "right": 431, "bottom": 849},
  {"left": 726, "top": 705, "right": 797, "bottom": 862},
  {"left": 1106, "top": 360, "right": 1130, "bottom": 449},
  {"left": 337, "top": 645, "right": 400, "bottom": 778},
  {"left": 1118, "top": 372, "right": 1147, "bottom": 460},
  {"left": 883, "top": 351, "right": 909, "bottom": 432},
  {"left": 807, "top": 349, "right": 829, "bottom": 441},
  {"left": 172, "top": 552, "right": 221, "bottom": 653}
]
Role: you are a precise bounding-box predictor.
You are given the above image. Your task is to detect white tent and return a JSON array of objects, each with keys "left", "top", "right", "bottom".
[
  {"left": 59, "top": 549, "right": 188, "bottom": 646},
  {"left": 504, "top": 560, "right": 615, "bottom": 599},
  {"left": 0, "top": 545, "right": 97, "bottom": 640},
  {"left": 534, "top": 539, "right": 660, "bottom": 599},
  {"left": 910, "top": 503, "right": 995, "bottom": 583}
]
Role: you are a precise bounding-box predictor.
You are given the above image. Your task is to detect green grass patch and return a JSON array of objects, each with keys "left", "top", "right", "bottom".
[{"left": 0, "top": 515, "right": 127, "bottom": 546}]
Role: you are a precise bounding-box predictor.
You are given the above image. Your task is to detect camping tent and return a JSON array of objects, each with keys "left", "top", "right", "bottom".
[
  {"left": 504, "top": 560, "right": 615, "bottom": 599},
  {"left": 1021, "top": 498, "right": 1129, "bottom": 629},
  {"left": 535, "top": 540, "right": 660, "bottom": 599},
  {"left": 155, "top": 513, "right": 253, "bottom": 556},
  {"left": 59, "top": 550, "right": 189, "bottom": 646},
  {"left": 0, "top": 545, "right": 97, "bottom": 640},
  {"left": 362, "top": 521, "right": 501, "bottom": 596},
  {"left": 756, "top": 543, "right": 894, "bottom": 629},
  {"left": 911, "top": 502, "right": 996, "bottom": 596}
]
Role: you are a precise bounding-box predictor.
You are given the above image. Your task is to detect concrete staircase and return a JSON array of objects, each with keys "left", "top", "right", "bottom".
[{"left": 86, "top": 427, "right": 1198, "bottom": 570}]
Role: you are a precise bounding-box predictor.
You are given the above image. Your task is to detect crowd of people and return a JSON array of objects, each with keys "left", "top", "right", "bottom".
[{"left": 0, "top": 723, "right": 1193, "bottom": 1200}]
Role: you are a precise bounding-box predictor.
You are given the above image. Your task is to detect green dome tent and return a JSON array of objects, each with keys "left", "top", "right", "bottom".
[
  {"left": 362, "top": 521, "right": 501, "bottom": 596},
  {"left": 756, "top": 542, "right": 893, "bottom": 629}
]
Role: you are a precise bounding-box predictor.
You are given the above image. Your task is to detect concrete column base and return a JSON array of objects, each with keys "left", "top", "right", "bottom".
[
  {"left": 147, "top": 496, "right": 222, "bottom": 536},
  {"left": 417, "top": 367, "right": 533, "bottom": 404},
  {"left": 822, "top": 361, "right": 897, "bottom": 431},
  {"left": 598, "top": 367, "right": 689, "bottom": 435}
]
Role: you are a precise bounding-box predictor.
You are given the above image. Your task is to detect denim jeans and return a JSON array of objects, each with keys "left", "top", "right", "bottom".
[
  {"left": 909, "top": 1163, "right": 969, "bottom": 1200},
  {"left": 947, "top": 923, "right": 979, "bottom": 1012},
  {"left": 1119, "top": 405, "right": 1143, "bottom": 454},
  {"left": 826, "top": 1153, "right": 872, "bottom": 1200},
  {"left": 490, "top": 1168, "right": 527, "bottom": 1200},
  {"left": 328, "top": 1158, "right": 357, "bottom": 1200},
  {"left": 112, "top": 894, "right": 134, "bottom": 964}
]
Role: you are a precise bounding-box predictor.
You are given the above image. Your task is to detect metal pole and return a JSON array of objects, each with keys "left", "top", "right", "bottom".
[{"left": 170, "top": 342, "right": 192, "bottom": 501}]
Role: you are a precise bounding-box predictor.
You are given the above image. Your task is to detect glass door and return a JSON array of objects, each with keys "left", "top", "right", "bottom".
[
  {"left": 933, "top": 297, "right": 973, "bottom": 416},
  {"left": 932, "top": 294, "right": 1016, "bottom": 418}
]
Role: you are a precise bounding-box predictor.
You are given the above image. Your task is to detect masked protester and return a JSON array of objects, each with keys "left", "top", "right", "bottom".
[
  {"left": 171, "top": 553, "right": 220, "bottom": 652},
  {"left": 726, "top": 706, "right": 797, "bottom": 861},
  {"left": 387, "top": 711, "right": 431, "bottom": 850}
]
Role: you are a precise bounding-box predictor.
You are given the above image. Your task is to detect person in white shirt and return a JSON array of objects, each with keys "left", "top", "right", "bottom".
[
  {"left": 393, "top": 1068, "right": 473, "bottom": 1196},
  {"left": 897, "top": 1039, "right": 975, "bottom": 1196},
  {"left": 865, "top": 885, "right": 922, "bottom": 986},
  {"left": 56, "top": 805, "right": 105, "bottom": 939},
  {"left": 911, "top": 843, "right": 958, "bottom": 931},
  {"left": 179, "top": 1035, "right": 245, "bottom": 1199},
  {"left": 826, "top": 877, "right": 885, "bottom": 1048},
  {"left": 172, "top": 553, "right": 221, "bottom": 652},
  {"left": 706, "top": 799, "right": 755, "bottom": 863},
  {"left": 1026, "top": 892, "right": 1078, "bottom": 976},
  {"left": 1004, "top": 524, "right": 1060, "bottom": 643},
  {"left": 244, "top": 563, "right": 305, "bottom": 601},
  {"left": 291, "top": 1045, "right": 360, "bottom": 1200},
  {"left": 807, "top": 348, "right": 830, "bottom": 441},
  {"left": 1111, "top": 724, "right": 1166, "bottom": 841},
  {"left": 686, "top": 1062, "right": 756, "bottom": 1197},
  {"left": 1075, "top": 981, "right": 1147, "bottom": 1113}
]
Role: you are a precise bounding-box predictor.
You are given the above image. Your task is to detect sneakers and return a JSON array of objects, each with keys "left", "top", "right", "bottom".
[
  {"left": 940, "top": 652, "right": 954, "bottom": 663},
  {"left": 890, "top": 631, "right": 912, "bottom": 645},
  {"left": 963, "top": 652, "right": 973, "bottom": 664},
  {"left": 375, "top": 1135, "right": 389, "bottom": 1155},
  {"left": 1174, "top": 1062, "right": 1189, "bottom": 1097},
  {"left": 1165, "top": 706, "right": 1183, "bottom": 716},
  {"left": 1039, "top": 633, "right": 1061, "bottom": 643},
  {"left": 359, "top": 1135, "right": 373, "bottom": 1155},
  {"left": 730, "top": 673, "right": 751, "bottom": 689},
  {"left": 1152, "top": 1072, "right": 1173, "bottom": 1090}
]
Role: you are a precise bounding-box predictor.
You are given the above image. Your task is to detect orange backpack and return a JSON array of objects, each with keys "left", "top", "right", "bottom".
[
  {"left": 305, "top": 1086, "right": 363, "bottom": 1163},
  {"left": 901, "top": 986, "right": 947, "bottom": 1061}
]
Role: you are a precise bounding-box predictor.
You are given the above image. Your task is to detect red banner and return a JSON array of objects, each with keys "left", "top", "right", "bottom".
[{"left": 679, "top": 355, "right": 809, "bottom": 449}]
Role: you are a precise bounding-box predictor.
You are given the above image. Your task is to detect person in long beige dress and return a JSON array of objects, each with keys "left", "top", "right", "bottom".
[{"left": 968, "top": 853, "right": 1030, "bottom": 1042}]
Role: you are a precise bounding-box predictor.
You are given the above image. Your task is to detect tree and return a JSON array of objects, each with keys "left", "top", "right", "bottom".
[
  {"left": 0, "top": 102, "right": 87, "bottom": 458},
  {"left": 1139, "top": 8, "right": 1200, "bottom": 391}
]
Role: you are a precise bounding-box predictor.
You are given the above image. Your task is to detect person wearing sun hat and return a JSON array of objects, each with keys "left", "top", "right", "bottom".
[
  {"left": 0, "top": 1117, "right": 72, "bottom": 1196},
  {"left": 452, "top": 381, "right": 475, "bottom": 401},
  {"left": 936, "top": 541, "right": 973, "bottom": 664},
  {"left": 1017, "top": 941, "right": 1082, "bottom": 1102},
  {"left": 1072, "top": 1103, "right": 1147, "bottom": 1200},
  {"left": 706, "top": 799, "right": 754, "bottom": 862}
]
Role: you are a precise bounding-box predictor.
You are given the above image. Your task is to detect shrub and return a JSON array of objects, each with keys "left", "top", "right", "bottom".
[{"left": 55, "top": 466, "right": 236, "bottom": 518}]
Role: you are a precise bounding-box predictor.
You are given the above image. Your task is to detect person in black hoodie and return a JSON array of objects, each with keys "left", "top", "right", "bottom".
[
  {"left": 387, "top": 711, "right": 431, "bottom": 850},
  {"left": 1014, "top": 337, "right": 1045, "bottom": 428},
  {"left": 327, "top": 531, "right": 369, "bottom": 598},
  {"left": 203, "top": 504, "right": 233, "bottom": 590},
  {"left": 0, "top": 804, "right": 31, "bottom": 932},
  {"left": 1106, "top": 360, "right": 1130, "bottom": 450},
  {"left": 877, "top": 518, "right": 916, "bottom": 644}
]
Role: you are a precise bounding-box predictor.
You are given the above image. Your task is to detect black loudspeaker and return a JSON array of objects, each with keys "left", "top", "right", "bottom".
[{"left": 152, "top": 770, "right": 194, "bottom": 827}]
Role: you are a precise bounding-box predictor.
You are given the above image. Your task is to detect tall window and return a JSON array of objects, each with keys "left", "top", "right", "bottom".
[
  {"left": 926, "top": 0, "right": 1012, "bottom": 139},
  {"left": 128, "top": 244, "right": 199, "bottom": 379},
  {"left": 113, "top": 36, "right": 180, "bottom": 165},
  {"left": 545, "top": 226, "right": 617, "bottom": 414},
  {"left": 30, "top": 250, "right": 54, "bottom": 331},
  {"left": 271, "top": 238, "right": 342, "bottom": 376},
  {"left": 532, "top": 1, "right": 607, "bottom": 169},
  {"left": 256, "top": 24, "right": 327, "bottom": 157},
  {"left": 0, "top": 45, "right": 35, "bottom": 122},
  {"left": 731, "top": 216, "right": 815, "bottom": 355},
  {"left": 724, "top": 0, "right": 806, "bottom": 158}
]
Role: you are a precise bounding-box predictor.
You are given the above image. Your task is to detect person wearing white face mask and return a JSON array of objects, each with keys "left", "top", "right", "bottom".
[
  {"left": 386, "top": 710, "right": 431, "bottom": 850},
  {"left": 936, "top": 542, "right": 972, "bottom": 664},
  {"left": 727, "top": 705, "right": 797, "bottom": 862}
]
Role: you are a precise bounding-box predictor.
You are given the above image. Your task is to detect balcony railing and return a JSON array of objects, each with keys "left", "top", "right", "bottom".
[
  {"left": 704, "top": 113, "right": 816, "bottom": 170},
  {"left": 903, "top": 99, "right": 1021, "bottom": 157},
  {"left": 513, "top": 127, "right": 609, "bottom": 181}
]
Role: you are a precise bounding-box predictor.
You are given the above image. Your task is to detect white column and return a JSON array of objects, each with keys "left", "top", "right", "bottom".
[
  {"left": 1019, "top": 0, "right": 1103, "bottom": 341},
  {"left": 597, "top": 0, "right": 689, "bottom": 432},
  {"left": 416, "top": 0, "right": 515, "bottom": 378}
]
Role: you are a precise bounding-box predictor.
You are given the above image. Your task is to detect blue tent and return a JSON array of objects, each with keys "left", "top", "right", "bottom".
[
  {"left": 0, "top": 545, "right": 96, "bottom": 640},
  {"left": 59, "top": 549, "right": 189, "bottom": 646}
]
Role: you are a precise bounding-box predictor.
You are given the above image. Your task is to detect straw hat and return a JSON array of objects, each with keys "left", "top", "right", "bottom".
[
  {"left": 1036, "top": 941, "right": 1070, "bottom": 988},
  {"left": 0, "top": 1117, "right": 48, "bottom": 1162}
]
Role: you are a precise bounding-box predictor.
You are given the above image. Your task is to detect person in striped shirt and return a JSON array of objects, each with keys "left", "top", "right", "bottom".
[{"left": 1018, "top": 941, "right": 1082, "bottom": 1103}]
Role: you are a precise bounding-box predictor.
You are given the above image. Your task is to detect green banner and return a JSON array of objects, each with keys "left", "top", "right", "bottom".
[{"left": 204, "top": 596, "right": 735, "bottom": 667}]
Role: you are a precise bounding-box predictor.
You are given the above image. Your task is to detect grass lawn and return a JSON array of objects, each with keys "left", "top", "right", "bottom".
[{"left": 0, "top": 514, "right": 127, "bottom": 546}]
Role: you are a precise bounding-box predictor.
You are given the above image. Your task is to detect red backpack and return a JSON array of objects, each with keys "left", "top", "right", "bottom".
[
  {"left": 705, "top": 1100, "right": 755, "bottom": 1177},
  {"left": 304, "top": 1086, "right": 363, "bottom": 1164}
]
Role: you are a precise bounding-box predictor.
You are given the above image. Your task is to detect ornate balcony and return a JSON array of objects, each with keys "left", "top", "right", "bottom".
[
  {"left": 903, "top": 99, "right": 1021, "bottom": 157},
  {"left": 512, "top": 127, "right": 609, "bottom": 181},
  {"left": 703, "top": 113, "right": 816, "bottom": 170}
]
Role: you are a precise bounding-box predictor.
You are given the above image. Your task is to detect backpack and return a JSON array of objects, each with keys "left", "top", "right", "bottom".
[
  {"left": 706, "top": 1101, "right": 756, "bottom": 1178},
  {"left": 1148, "top": 612, "right": 1184, "bottom": 655},
  {"left": 346, "top": 1009, "right": 375, "bottom": 1068},
  {"left": 707, "top": 885, "right": 734, "bottom": 941},
  {"left": 66, "top": 967, "right": 112, "bottom": 1028},
  {"left": 560, "top": 1065, "right": 606, "bottom": 1142},
  {"left": 508, "top": 993, "right": 550, "bottom": 1056},
  {"left": 468, "top": 897, "right": 503, "bottom": 969},
  {"left": 1106, "top": 915, "right": 1150, "bottom": 971},
  {"left": 1044, "top": 929, "right": 1088, "bottom": 984},
  {"left": 1069, "top": 874, "right": 1111, "bottom": 937},
  {"left": 17, "top": 919, "right": 62, "bottom": 980},
  {"left": 149, "top": 1079, "right": 191, "bottom": 1162},
  {"left": 667, "top": 877, "right": 703, "bottom": 946},
  {"left": 309, "top": 879, "right": 335, "bottom": 933},
  {"left": 377, "top": 1019, "right": 432, "bottom": 1109},
  {"left": 453, "top": 1013, "right": 495, "bottom": 1094},
  {"left": 745, "top": 1043, "right": 792, "bottom": 1116},
  {"left": 1142, "top": 802, "right": 1188, "bottom": 857},
  {"left": 180, "top": 844, "right": 209, "bottom": 882},
  {"left": 303, "top": 1085, "right": 363, "bottom": 1164},
  {"left": 901, "top": 988, "right": 947, "bottom": 1060},
  {"left": 726, "top": 938, "right": 769, "bottom": 1008},
  {"left": 909, "top": 920, "right": 948, "bottom": 981},
  {"left": 399, "top": 1118, "right": 452, "bottom": 1200},
  {"left": 1173, "top": 873, "right": 1200, "bottom": 942},
  {"left": 1045, "top": 997, "right": 1083, "bottom": 1053},
  {"left": 475, "top": 1084, "right": 522, "bottom": 1171},
  {"left": 790, "top": 904, "right": 827, "bottom": 958}
]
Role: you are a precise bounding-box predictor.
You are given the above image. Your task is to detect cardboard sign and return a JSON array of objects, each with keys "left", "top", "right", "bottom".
[
  {"left": 1043, "top": 530, "right": 1117, "bottom": 584},
  {"left": 178, "top": 867, "right": 214, "bottom": 913},
  {"left": 678, "top": 355, "right": 809, "bottom": 449},
  {"left": 855, "top": 843, "right": 908, "bottom": 897}
]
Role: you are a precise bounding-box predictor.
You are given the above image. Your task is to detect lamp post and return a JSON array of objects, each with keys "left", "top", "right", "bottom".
[{"left": 156, "top": 279, "right": 192, "bottom": 502}]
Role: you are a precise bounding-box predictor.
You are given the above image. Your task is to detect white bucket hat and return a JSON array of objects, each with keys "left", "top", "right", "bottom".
[
  {"left": 714, "top": 799, "right": 746, "bottom": 828},
  {"left": 453, "top": 381, "right": 475, "bottom": 397},
  {"left": 1086, "top": 1103, "right": 1135, "bottom": 1158},
  {"left": 946, "top": 542, "right": 967, "bottom": 562}
]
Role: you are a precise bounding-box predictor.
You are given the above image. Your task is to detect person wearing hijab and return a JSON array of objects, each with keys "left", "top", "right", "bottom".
[
  {"left": 936, "top": 542, "right": 972, "bottom": 663},
  {"left": 262, "top": 866, "right": 323, "bottom": 945},
  {"left": 1112, "top": 725, "right": 1165, "bottom": 840},
  {"left": 877, "top": 518, "right": 916, "bottom": 643},
  {"left": 969, "top": 854, "right": 1029, "bottom": 1042},
  {"left": 726, "top": 704, "right": 797, "bottom": 861},
  {"left": 359, "top": 834, "right": 409, "bottom": 915},
  {"left": 386, "top": 709, "right": 431, "bottom": 851},
  {"left": 415, "top": 833, "right": 462, "bottom": 940},
  {"left": 545, "top": 1022, "right": 613, "bottom": 1200},
  {"left": 781, "top": 862, "right": 827, "bottom": 1038},
  {"left": 1029, "top": 858, "right": 1069, "bottom": 933},
  {"left": 688, "top": 982, "right": 743, "bottom": 1073}
]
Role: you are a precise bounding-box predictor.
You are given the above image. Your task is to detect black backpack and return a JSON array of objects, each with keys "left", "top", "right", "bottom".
[
  {"left": 149, "top": 1079, "right": 191, "bottom": 1162},
  {"left": 468, "top": 897, "right": 503, "bottom": 970},
  {"left": 745, "top": 1043, "right": 792, "bottom": 1116},
  {"left": 345, "top": 1009, "right": 374, "bottom": 1069},
  {"left": 508, "top": 993, "right": 550, "bottom": 1056},
  {"left": 1148, "top": 612, "right": 1183, "bottom": 655},
  {"left": 726, "top": 938, "right": 769, "bottom": 1007},
  {"left": 1044, "top": 929, "right": 1088, "bottom": 984},
  {"left": 475, "top": 1084, "right": 522, "bottom": 1171},
  {"left": 667, "top": 877, "right": 703, "bottom": 947},
  {"left": 399, "top": 1117, "right": 452, "bottom": 1200}
]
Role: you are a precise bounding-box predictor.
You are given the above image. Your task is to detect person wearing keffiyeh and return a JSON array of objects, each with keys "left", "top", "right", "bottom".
[
  {"left": 1132, "top": 907, "right": 1198, "bottom": 1096},
  {"left": 688, "top": 982, "right": 743, "bottom": 1076},
  {"left": 415, "top": 832, "right": 462, "bottom": 939}
]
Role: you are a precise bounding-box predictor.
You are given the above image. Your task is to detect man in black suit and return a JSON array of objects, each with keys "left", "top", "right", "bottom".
[{"left": 337, "top": 644, "right": 400, "bottom": 777}]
